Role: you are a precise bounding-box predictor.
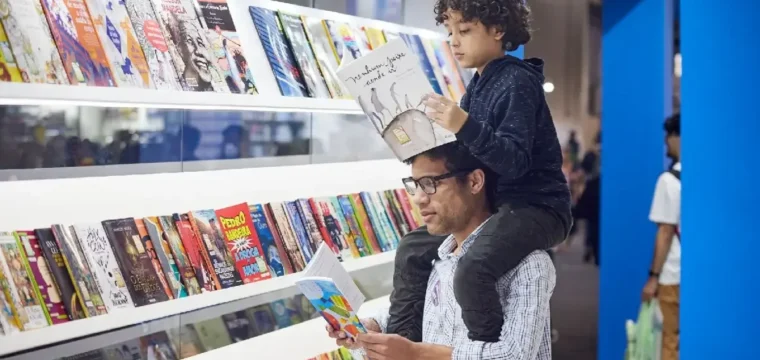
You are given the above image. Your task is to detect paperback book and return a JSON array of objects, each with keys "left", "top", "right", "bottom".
[
  {"left": 295, "top": 243, "right": 366, "bottom": 341},
  {"left": 336, "top": 38, "right": 455, "bottom": 161}
]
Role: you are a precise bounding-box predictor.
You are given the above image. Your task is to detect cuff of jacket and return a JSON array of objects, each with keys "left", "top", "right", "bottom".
[{"left": 455, "top": 116, "right": 483, "bottom": 146}]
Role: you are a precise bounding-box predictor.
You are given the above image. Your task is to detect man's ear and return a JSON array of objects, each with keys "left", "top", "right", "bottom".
[{"left": 468, "top": 169, "right": 486, "bottom": 194}]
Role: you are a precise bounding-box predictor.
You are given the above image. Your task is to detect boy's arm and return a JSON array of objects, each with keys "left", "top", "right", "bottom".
[{"left": 456, "top": 72, "right": 540, "bottom": 180}]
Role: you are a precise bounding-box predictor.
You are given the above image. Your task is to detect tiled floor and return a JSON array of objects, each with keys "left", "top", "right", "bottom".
[{"left": 551, "top": 228, "right": 599, "bottom": 360}]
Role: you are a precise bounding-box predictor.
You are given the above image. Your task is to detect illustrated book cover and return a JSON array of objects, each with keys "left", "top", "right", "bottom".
[
  {"left": 157, "top": 215, "right": 202, "bottom": 295},
  {"left": 0, "top": 231, "right": 49, "bottom": 330},
  {"left": 0, "top": 0, "right": 69, "bottom": 84},
  {"left": 295, "top": 243, "right": 366, "bottom": 340},
  {"left": 14, "top": 231, "right": 69, "bottom": 324},
  {"left": 124, "top": 0, "right": 183, "bottom": 90},
  {"left": 51, "top": 224, "right": 108, "bottom": 317},
  {"left": 188, "top": 209, "right": 243, "bottom": 288},
  {"left": 35, "top": 228, "right": 83, "bottom": 320},
  {"left": 278, "top": 12, "right": 331, "bottom": 98},
  {"left": 173, "top": 213, "right": 217, "bottom": 292},
  {"left": 143, "top": 216, "right": 190, "bottom": 298},
  {"left": 336, "top": 38, "right": 455, "bottom": 161},
  {"left": 135, "top": 218, "right": 175, "bottom": 300},
  {"left": 196, "top": 0, "right": 258, "bottom": 94},
  {"left": 214, "top": 203, "right": 270, "bottom": 284}
]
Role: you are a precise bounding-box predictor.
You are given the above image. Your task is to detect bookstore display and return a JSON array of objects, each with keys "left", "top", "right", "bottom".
[{"left": 0, "top": 0, "right": 468, "bottom": 105}]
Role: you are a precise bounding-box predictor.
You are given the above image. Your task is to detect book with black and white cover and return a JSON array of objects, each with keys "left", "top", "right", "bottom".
[{"left": 337, "top": 38, "right": 456, "bottom": 161}]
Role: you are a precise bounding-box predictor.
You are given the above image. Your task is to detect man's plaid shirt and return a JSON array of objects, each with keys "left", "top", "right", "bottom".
[{"left": 367, "top": 218, "right": 556, "bottom": 359}]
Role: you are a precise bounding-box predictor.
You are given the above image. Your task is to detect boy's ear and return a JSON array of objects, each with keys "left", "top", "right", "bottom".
[{"left": 490, "top": 27, "right": 505, "bottom": 41}]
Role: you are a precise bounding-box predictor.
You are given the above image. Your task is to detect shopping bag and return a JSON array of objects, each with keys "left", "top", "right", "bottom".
[{"left": 624, "top": 301, "right": 664, "bottom": 360}]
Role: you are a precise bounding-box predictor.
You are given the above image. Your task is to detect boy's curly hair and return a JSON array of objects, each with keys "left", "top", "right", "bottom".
[{"left": 434, "top": 0, "right": 532, "bottom": 51}]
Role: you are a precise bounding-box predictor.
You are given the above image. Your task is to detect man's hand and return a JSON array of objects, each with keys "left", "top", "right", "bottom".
[
  {"left": 423, "top": 93, "right": 468, "bottom": 134},
  {"left": 642, "top": 276, "right": 659, "bottom": 302},
  {"left": 358, "top": 333, "right": 419, "bottom": 360},
  {"left": 325, "top": 318, "right": 381, "bottom": 350}
]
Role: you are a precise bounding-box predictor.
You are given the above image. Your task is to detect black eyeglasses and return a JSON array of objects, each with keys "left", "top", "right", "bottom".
[{"left": 402, "top": 170, "right": 474, "bottom": 196}]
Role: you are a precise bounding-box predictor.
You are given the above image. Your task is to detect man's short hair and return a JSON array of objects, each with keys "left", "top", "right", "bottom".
[
  {"left": 405, "top": 142, "right": 497, "bottom": 209},
  {"left": 434, "top": 0, "right": 532, "bottom": 51},
  {"left": 664, "top": 113, "right": 680, "bottom": 136}
]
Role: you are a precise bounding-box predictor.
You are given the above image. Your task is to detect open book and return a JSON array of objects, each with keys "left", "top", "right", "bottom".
[
  {"left": 295, "top": 243, "right": 367, "bottom": 340},
  {"left": 337, "top": 38, "right": 456, "bottom": 161}
]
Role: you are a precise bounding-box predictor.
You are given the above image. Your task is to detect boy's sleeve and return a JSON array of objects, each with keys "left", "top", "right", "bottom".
[{"left": 456, "top": 72, "right": 539, "bottom": 180}]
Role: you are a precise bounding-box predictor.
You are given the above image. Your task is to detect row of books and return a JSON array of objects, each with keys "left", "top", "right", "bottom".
[
  {"left": 0, "top": 188, "right": 423, "bottom": 336},
  {"left": 57, "top": 293, "right": 323, "bottom": 359},
  {"left": 0, "top": 0, "right": 467, "bottom": 101},
  {"left": 310, "top": 348, "right": 358, "bottom": 360}
]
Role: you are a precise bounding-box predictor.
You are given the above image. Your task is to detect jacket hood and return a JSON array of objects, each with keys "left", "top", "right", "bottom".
[{"left": 471, "top": 55, "right": 546, "bottom": 93}]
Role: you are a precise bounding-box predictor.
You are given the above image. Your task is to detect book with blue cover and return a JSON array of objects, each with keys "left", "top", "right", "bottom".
[
  {"left": 248, "top": 6, "right": 308, "bottom": 97},
  {"left": 400, "top": 33, "right": 443, "bottom": 96}
]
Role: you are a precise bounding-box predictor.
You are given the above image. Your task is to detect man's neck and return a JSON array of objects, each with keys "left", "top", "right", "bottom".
[{"left": 452, "top": 208, "right": 493, "bottom": 252}]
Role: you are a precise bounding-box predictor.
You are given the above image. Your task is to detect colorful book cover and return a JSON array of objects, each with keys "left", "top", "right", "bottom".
[
  {"left": 196, "top": 0, "right": 257, "bottom": 94},
  {"left": 214, "top": 203, "right": 270, "bottom": 284},
  {"left": 278, "top": 12, "right": 331, "bottom": 98},
  {"left": 143, "top": 217, "right": 189, "bottom": 298},
  {"left": 13, "top": 231, "right": 68, "bottom": 325},
  {"left": 284, "top": 201, "right": 315, "bottom": 263},
  {"left": 346, "top": 194, "right": 383, "bottom": 254},
  {"left": 370, "top": 191, "right": 402, "bottom": 245},
  {"left": 101, "top": 218, "right": 171, "bottom": 306},
  {"left": 0, "top": 273, "right": 22, "bottom": 334},
  {"left": 249, "top": 204, "right": 286, "bottom": 277},
  {"left": 327, "top": 196, "right": 365, "bottom": 258},
  {"left": 221, "top": 310, "right": 256, "bottom": 342},
  {"left": 125, "top": 0, "right": 183, "bottom": 90},
  {"left": 35, "top": 228, "right": 82, "bottom": 320},
  {"left": 150, "top": 0, "right": 229, "bottom": 92},
  {"left": 51, "top": 224, "right": 108, "bottom": 317},
  {"left": 174, "top": 213, "right": 218, "bottom": 292},
  {"left": 194, "top": 317, "right": 233, "bottom": 351},
  {"left": 348, "top": 24, "right": 372, "bottom": 56},
  {"left": 266, "top": 202, "right": 306, "bottom": 272},
  {"left": 84, "top": 0, "right": 154, "bottom": 88},
  {"left": 260, "top": 204, "right": 294, "bottom": 274},
  {"left": 0, "top": 21, "right": 22, "bottom": 82},
  {"left": 139, "top": 331, "right": 178, "bottom": 360},
  {"left": 364, "top": 27, "right": 387, "bottom": 50},
  {"left": 438, "top": 40, "right": 467, "bottom": 98},
  {"left": 384, "top": 190, "right": 410, "bottom": 236},
  {"left": 309, "top": 198, "right": 350, "bottom": 259},
  {"left": 296, "top": 246, "right": 366, "bottom": 341},
  {"left": 359, "top": 192, "right": 392, "bottom": 252},
  {"left": 394, "top": 189, "right": 420, "bottom": 229},
  {"left": 323, "top": 20, "right": 361, "bottom": 65},
  {"left": 0, "top": 0, "right": 69, "bottom": 84},
  {"left": 0, "top": 231, "right": 50, "bottom": 330},
  {"left": 301, "top": 16, "right": 348, "bottom": 99},
  {"left": 428, "top": 39, "right": 464, "bottom": 101},
  {"left": 249, "top": 6, "right": 307, "bottom": 97},
  {"left": 399, "top": 33, "right": 443, "bottom": 95},
  {"left": 156, "top": 215, "right": 202, "bottom": 295},
  {"left": 135, "top": 219, "right": 175, "bottom": 300},
  {"left": 186, "top": 210, "right": 241, "bottom": 288},
  {"left": 296, "top": 199, "right": 329, "bottom": 256},
  {"left": 40, "top": 0, "right": 115, "bottom": 86},
  {"left": 336, "top": 195, "right": 374, "bottom": 256},
  {"left": 71, "top": 223, "right": 134, "bottom": 311}
]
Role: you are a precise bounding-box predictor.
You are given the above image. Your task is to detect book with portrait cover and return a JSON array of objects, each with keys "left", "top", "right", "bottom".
[
  {"left": 196, "top": 0, "right": 258, "bottom": 94},
  {"left": 0, "top": 0, "right": 69, "bottom": 84},
  {"left": 14, "top": 231, "right": 69, "bottom": 325},
  {"left": 214, "top": 203, "right": 271, "bottom": 284},
  {"left": 296, "top": 243, "right": 367, "bottom": 341},
  {"left": 101, "top": 218, "right": 171, "bottom": 306},
  {"left": 336, "top": 38, "right": 455, "bottom": 162},
  {"left": 39, "top": 0, "right": 115, "bottom": 86},
  {"left": 84, "top": 0, "right": 154, "bottom": 88},
  {"left": 124, "top": 0, "right": 183, "bottom": 90},
  {"left": 248, "top": 6, "right": 307, "bottom": 97},
  {"left": 150, "top": 0, "right": 229, "bottom": 92},
  {"left": 187, "top": 210, "right": 242, "bottom": 288}
]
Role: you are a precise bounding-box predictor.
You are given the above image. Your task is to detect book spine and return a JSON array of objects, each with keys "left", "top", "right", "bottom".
[
  {"left": 142, "top": 217, "right": 188, "bottom": 299},
  {"left": 371, "top": 192, "right": 401, "bottom": 247},
  {"left": 261, "top": 204, "right": 295, "bottom": 274},
  {"left": 12, "top": 232, "right": 52, "bottom": 326},
  {"left": 284, "top": 201, "right": 315, "bottom": 263},
  {"left": 268, "top": 203, "right": 307, "bottom": 271},
  {"left": 183, "top": 214, "right": 222, "bottom": 291},
  {"left": 250, "top": 205, "right": 287, "bottom": 277},
  {"left": 38, "top": 228, "right": 83, "bottom": 320},
  {"left": 395, "top": 189, "right": 421, "bottom": 229},
  {"left": 308, "top": 199, "right": 341, "bottom": 257},
  {"left": 359, "top": 192, "right": 390, "bottom": 252},
  {"left": 346, "top": 195, "right": 382, "bottom": 254},
  {"left": 296, "top": 199, "right": 324, "bottom": 254},
  {"left": 384, "top": 190, "right": 411, "bottom": 236}
]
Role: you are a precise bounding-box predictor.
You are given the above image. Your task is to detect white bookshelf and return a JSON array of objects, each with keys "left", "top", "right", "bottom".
[{"left": 187, "top": 295, "right": 391, "bottom": 360}]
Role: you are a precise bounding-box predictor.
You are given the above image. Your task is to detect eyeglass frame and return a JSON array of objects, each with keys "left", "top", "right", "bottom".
[{"left": 401, "top": 169, "right": 476, "bottom": 196}]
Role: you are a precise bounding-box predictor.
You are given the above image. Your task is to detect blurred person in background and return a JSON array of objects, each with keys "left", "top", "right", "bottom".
[{"left": 641, "top": 114, "right": 681, "bottom": 360}]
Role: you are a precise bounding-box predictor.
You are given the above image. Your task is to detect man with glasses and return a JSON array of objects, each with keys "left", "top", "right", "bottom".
[{"left": 328, "top": 142, "right": 556, "bottom": 359}]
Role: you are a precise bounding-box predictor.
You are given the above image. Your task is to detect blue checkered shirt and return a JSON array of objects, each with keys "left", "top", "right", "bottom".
[{"left": 362, "top": 218, "right": 556, "bottom": 359}]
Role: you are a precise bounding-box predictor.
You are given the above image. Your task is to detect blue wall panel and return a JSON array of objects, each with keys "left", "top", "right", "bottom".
[
  {"left": 680, "top": 2, "right": 759, "bottom": 358},
  {"left": 600, "top": 0, "right": 672, "bottom": 358}
]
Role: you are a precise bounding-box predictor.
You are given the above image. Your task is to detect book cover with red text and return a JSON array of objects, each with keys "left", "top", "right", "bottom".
[{"left": 214, "top": 203, "right": 270, "bottom": 284}]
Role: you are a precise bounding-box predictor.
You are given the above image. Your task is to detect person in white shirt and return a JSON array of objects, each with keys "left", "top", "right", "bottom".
[
  {"left": 327, "top": 142, "right": 556, "bottom": 360},
  {"left": 641, "top": 113, "right": 681, "bottom": 360}
]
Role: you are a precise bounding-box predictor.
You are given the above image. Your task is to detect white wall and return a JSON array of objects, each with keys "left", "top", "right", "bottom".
[{"left": 402, "top": 0, "right": 444, "bottom": 33}]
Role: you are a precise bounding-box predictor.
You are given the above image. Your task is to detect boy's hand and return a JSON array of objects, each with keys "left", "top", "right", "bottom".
[
  {"left": 423, "top": 93, "right": 468, "bottom": 133},
  {"left": 358, "top": 332, "right": 419, "bottom": 360}
]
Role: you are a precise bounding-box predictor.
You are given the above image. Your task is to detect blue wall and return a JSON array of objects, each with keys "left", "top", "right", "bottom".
[
  {"left": 508, "top": 46, "right": 524, "bottom": 60},
  {"left": 680, "top": 2, "right": 759, "bottom": 358},
  {"left": 600, "top": 0, "right": 673, "bottom": 358}
]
